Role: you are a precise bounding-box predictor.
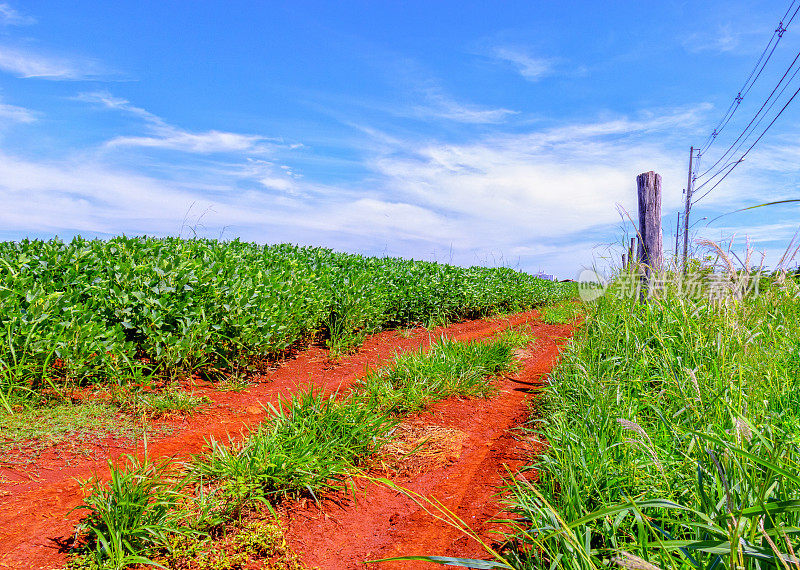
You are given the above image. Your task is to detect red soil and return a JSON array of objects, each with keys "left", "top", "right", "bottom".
[
  {"left": 0, "top": 311, "right": 574, "bottom": 570},
  {"left": 283, "top": 323, "right": 573, "bottom": 569}
]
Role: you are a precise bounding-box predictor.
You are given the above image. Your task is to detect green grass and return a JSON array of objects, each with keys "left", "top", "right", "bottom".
[
  {"left": 108, "top": 385, "right": 210, "bottom": 418},
  {"left": 0, "top": 386, "right": 205, "bottom": 458},
  {"left": 70, "top": 390, "right": 393, "bottom": 569},
  {"left": 192, "top": 390, "right": 397, "bottom": 503},
  {"left": 356, "top": 329, "right": 533, "bottom": 415},
  {"left": 503, "top": 275, "right": 800, "bottom": 569},
  {"left": 73, "top": 457, "right": 193, "bottom": 570},
  {"left": 538, "top": 302, "right": 584, "bottom": 324},
  {"left": 0, "top": 401, "right": 134, "bottom": 455}
]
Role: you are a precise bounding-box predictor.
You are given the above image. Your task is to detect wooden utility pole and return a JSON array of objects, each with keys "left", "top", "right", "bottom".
[
  {"left": 637, "top": 171, "right": 663, "bottom": 293},
  {"left": 682, "top": 147, "right": 695, "bottom": 273},
  {"left": 674, "top": 211, "right": 682, "bottom": 261}
]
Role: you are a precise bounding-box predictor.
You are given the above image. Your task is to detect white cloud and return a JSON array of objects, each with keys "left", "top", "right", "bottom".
[
  {"left": 377, "top": 62, "right": 518, "bottom": 124},
  {"left": 0, "top": 150, "right": 456, "bottom": 256},
  {"left": 413, "top": 89, "right": 518, "bottom": 123},
  {"left": 0, "top": 100, "right": 35, "bottom": 123},
  {"left": 0, "top": 46, "right": 106, "bottom": 80},
  {"left": 0, "top": 97, "right": 771, "bottom": 277},
  {"left": 259, "top": 177, "right": 296, "bottom": 192},
  {"left": 491, "top": 46, "right": 554, "bottom": 81},
  {"left": 78, "top": 91, "right": 274, "bottom": 154},
  {"left": 108, "top": 131, "right": 266, "bottom": 153},
  {"left": 76, "top": 91, "right": 159, "bottom": 122},
  {"left": 370, "top": 108, "right": 709, "bottom": 247},
  {"left": 709, "top": 222, "right": 800, "bottom": 244},
  {"left": 0, "top": 3, "right": 34, "bottom": 26},
  {"left": 683, "top": 23, "right": 745, "bottom": 54}
]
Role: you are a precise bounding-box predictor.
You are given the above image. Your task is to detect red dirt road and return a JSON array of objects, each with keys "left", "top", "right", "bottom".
[
  {"left": 0, "top": 310, "right": 567, "bottom": 570},
  {"left": 283, "top": 323, "right": 573, "bottom": 569}
]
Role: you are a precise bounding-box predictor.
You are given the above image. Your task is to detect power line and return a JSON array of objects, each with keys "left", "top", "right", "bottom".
[
  {"left": 680, "top": 0, "right": 800, "bottom": 270},
  {"left": 697, "top": 0, "right": 799, "bottom": 157},
  {"left": 696, "top": 46, "right": 800, "bottom": 182},
  {"left": 692, "top": 80, "right": 800, "bottom": 205},
  {"left": 693, "top": 47, "right": 800, "bottom": 201}
]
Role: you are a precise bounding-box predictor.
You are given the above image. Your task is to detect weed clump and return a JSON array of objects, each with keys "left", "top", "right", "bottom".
[
  {"left": 193, "top": 391, "right": 396, "bottom": 503},
  {"left": 357, "top": 329, "right": 532, "bottom": 415}
]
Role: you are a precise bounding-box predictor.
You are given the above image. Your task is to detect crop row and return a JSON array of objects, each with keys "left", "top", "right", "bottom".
[{"left": 0, "top": 236, "right": 573, "bottom": 399}]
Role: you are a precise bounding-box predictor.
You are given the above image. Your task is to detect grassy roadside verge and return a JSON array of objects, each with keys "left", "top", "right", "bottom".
[
  {"left": 503, "top": 278, "right": 800, "bottom": 569},
  {"left": 65, "top": 329, "right": 533, "bottom": 570}
]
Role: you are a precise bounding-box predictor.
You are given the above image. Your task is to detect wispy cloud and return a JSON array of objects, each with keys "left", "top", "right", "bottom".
[
  {"left": 491, "top": 46, "right": 554, "bottom": 81},
  {"left": 0, "top": 3, "right": 34, "bottom": 26},
  {"left": 413, "top": 87, "right": 518, "bottom": 123},
  {"left": 683, "top": 23, "right": 746, "bottom": 54},
  {"left": 0, "top": 91, "right": 764, "bottom": 277},
  {"left": 109, "top": 131, "right": 268, "bottom": 153},
  {"left": 240, "top": 158, "right": 303, "bottom": 195},
  {"left": 78, "top": 91, "right": 279, "bottom": 154},
  {"left": 76, "top": 91, "right": 159, "bottom": 122},
  {"left": 367, "top": 106, "right": 711, "bottom": 253},
  {"left": 0, "top": 148, "right": 458, "bottom": 251},
  {"left": 0, "top": 46, "right": 108, "bottom": 80},
  {"left": 0, "top": 99, "right": 35, "bottom": 123},
  {"left": 370, "top": 56, "right": 519, "bottom": 124}
]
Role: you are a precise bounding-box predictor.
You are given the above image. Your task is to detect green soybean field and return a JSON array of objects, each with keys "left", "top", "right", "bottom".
[{"left": 0, "top": 236, "right": 573, "bottom": 410}]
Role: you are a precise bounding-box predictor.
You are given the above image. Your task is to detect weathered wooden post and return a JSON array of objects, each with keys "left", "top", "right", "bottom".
[
  {"left": 637, "top": 171, "right": 663, "bottom": 298},
  {"left": 628, "top": 237, "right": 635, "bottom": 272}
]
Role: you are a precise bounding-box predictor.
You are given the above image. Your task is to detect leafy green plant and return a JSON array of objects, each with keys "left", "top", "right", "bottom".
[
  {"left": 160, "top": 515, "right": 306, "bottom": 570},
  {"left": 0, "top": 236, "right": 575, "bottom": 399},
  {"left": 73, "top": 456, "right": 193, "bottom": 569}
]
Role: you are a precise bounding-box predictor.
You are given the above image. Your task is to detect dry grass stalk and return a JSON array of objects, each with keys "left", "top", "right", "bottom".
[
  {"left": 381, "top": 421, "right": 468, "bottom": 474},
  {"left": 686, "top": 368, "right": 701, "bottom": 401},
  {"left": 734, "top": 417, "right": 753, "bottom": 444},
  {"left": 617, "top": 419, "right": 663, "bottom": 473},
  {"left": 759, "top": 517, "right": 800, "bottom": 570},
  {"left": 611, "top": 550, "right": 664, "bottom": 570}
]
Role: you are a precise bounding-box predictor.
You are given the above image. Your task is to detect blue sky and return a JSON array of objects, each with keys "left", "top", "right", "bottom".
[{"left": 2, "top": 1, "right": 800, "bottom": 278}]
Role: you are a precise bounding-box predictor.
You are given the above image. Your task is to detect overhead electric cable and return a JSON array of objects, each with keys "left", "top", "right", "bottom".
[
  {"left": 696, "top": 46, "right": 800, "bottom": 181},
  {"left": 692, "top": 81, "right": 800, "bottom": 205},
  {"left": 697, "top": 0, "right": 799, "bottom": 156},
  {"left": 693, "top": 49, "right": 800, "bottom": 200}
]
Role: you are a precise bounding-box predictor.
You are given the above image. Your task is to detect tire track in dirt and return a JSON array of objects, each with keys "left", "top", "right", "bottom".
[
  {"left": 0, "top": 310, "right": 544, "bottom": 570},
  {"left": 282, "top": 323, "right": 575, "bottom": 569}
]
